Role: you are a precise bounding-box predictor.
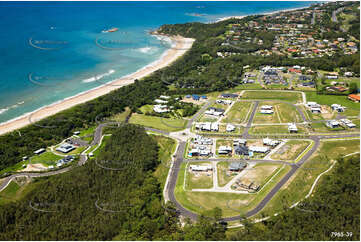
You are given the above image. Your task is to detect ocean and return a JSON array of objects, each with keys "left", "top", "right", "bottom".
[{"left": 0, "top": 1, "right": 313, "bottom": 124}]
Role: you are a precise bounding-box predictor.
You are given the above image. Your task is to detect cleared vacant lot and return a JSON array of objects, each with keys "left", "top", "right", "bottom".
[
  {"left": 185, "top": 162, "right": 213, "bottom": 189},
  {"left": 222, "top": 101, "right": 253, "bottom": 124},
  {"left": 249, "top": 125, "right": 307, "bottom": 134},
  {"left": 253, "top": 101, "right": 302, "bottom": 124},
  {"left": 217, "top": 161, "right": 238, "bottom": 187},
  {"left": 271, "top": 140, "right": 311, "bottom": 161},
  {"left": 129, "top": 113, "right": 187, "bottom": 132},
  {"left": 174, "top": 162, "right": 291, "bottom": 217},
  {"left": 242, "top": 91, "right": 302, "bottom": 103},
  {"left": 258, "top": 138, "right": 360, "bottom": 218}
]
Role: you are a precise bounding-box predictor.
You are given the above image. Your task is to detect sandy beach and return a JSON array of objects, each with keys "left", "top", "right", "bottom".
[{"left": 0, "top": 35, "right": 194, "bottom": 135}]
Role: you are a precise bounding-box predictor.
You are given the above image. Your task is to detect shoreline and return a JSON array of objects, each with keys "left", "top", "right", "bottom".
[
  {"left": 0, "top": 35, "right": 194, "bottom": 135},
  {"left": 0, "top": 4, "right": 312, "bottom": 135},
  {"left": 214, "top": 6, "right": 310, "bottom": 23}
]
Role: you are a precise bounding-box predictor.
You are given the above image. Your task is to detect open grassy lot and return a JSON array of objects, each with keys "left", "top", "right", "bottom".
[
  {"left": 271, "top": 140, "right": 312, "bottom": 161},
  {"left": 222, "top": 101, "right": 253, "bottom": 124},
  {"left": 0, "top": 178, "right": 44, "bottom": 205},
  {"left": 249, "top": 125, "right": 307, "bottom": 135},
  {"left": 236, "top": 163, "right": 283, "bottom": 189},
  {"left": 111, "top": 107, "right": 131, "bottom": 122},
  {"left": 253, "top": 101, "right": 302, "bottom": 124},
  {"left": 30, "top": 151, "right": 63, "bottom": 167},
  {"left": 129, "top": 113, "right": 187, "bottom": 132},
  {"left": 310, "top": 122, "right": 349, "bottom": 133},
  {"left": 197, "top": 114, "right": 219, "bottom": 123},
  {"left": 185, "top": 162, "right": 213, "bottom": 189},
  {"left": 152, "top": 135, "right": 177, "bottom": 189},
  {"left": 242, "top": 91, "right": 302, "bottom": 103},
  {"left": 174, "top": 162, "right": 291, "bottom": 218},
  {"left": 257, "top": 138, "right": 360, "bottom": 219},
  {"left": 276, "top": 102, "right": 302, "bottom": 123},
  {"left": 139, "top": 104, "right": 154, "bottom": 114},
  {"left": 253, "top": 101, "right": 281, "bottom": 124},
  {"left": 217, "top": 161, "right": 238, "bottom": 187},
  {"left": 305, "top": 92, "right": 360, "bottom": 117},
  {"left": 305, "top": 108, "right": 337, "bottom": 121}
]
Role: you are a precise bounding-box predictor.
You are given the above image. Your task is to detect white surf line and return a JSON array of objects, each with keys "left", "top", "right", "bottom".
[
  {"left": 343, "top": 152, "right": 360, "bottom": 157},
  {"left": 163, "top": 139, "right": 179, "bottom": 202}
]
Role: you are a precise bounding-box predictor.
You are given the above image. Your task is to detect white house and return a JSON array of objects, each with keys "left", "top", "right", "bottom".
[
  {"left": 154, "top": 99, "right": 168, "bottom": 104},
  {"left": 211, "top": 123, "right": 219, "bottom": 132},
  {"left": 190, "top": 165, "right": 212, "bottom": 172},
  {"left": 218, "top": 146, "right": 232, "bottom": 154},
  {"left": 249, "top": 146, "right": 269, "bottom": 153},
  {"left": 226, "top": 124, "right": 236, "bottom": 132},
  {"left": 326, "top": 120, "right": 340, "bottom": 128},
  {"left": 260, "top": 109, "right": 274, "bottom": 114},
  {"left": 153, "top": 105, "right": 169, "bottom": 113},
  {"left": 288, "top": 123, "right": 298, "bottom": 133},
  {"left": 263, "top": 138, "right": 280, "bottom": 146}
]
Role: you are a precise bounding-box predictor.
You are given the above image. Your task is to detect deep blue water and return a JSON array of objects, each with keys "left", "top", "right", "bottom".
[{"left": 0, "top": 1, "right": 313, "bottom": 123}]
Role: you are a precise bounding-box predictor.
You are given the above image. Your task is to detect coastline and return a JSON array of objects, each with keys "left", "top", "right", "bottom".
[
  {"left": 0, "top": 4, "right": 313, "bottom": 136},
  {"left": 0, "top": 35, "right": 194, "bottom": 135},
  {"left": 215, "top": 6, "right": 310, "bottom": 22}
]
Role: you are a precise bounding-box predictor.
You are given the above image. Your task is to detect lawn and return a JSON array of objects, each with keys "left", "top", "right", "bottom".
[
  {"left": 174, "top": 162, "right": 291, "bottom": 218},
  {"left": 0, "top": 178, "right": 42, "bottom": 205},
  {"left": 222, "top": 101, "right": 253, "bottom": 124},
  {"left": 30, "top": 151, "right": 63, "bottom": 167},
  {"left": 256, "top": 138, "right": 360, "bottom": 219},
  {"left": 249, "top": 125, "right": 307, "bottom": 135},
  {"left": 271, "top": 140, "right": 312, "bottom": 161},
  {"left": 310, "top": 122, "right": 349, "bottom": 133},
  {"left": 217, "top": 161, "right": 238, "bottom": 187},
  {"left": 305, "top": 92, "right": 360, "bottom": 117},
  {"left": 111, "top": 107, "right": 132, "bottom": 122},
  {"left": 185, "top": 162, "right": 213, "bottom": 189},
  {"left": 129, "top": 113, "right": 187, "bottom": 132},
  {"left": 276, "top": 102, "right": 302, "bottom": 123},
  {"left": 152, "top": 135, "right": 177, "bottom": 190},
  {"left": 253, "top": 101, "right": 281, "bottom": 124},
  {"left": 242, "top": 91, "right": 302, "bottom": 103}
]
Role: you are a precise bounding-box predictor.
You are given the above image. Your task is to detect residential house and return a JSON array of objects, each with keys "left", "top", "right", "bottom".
[
  {"left": 326, "top": 120, "right": 340, "bottom": 129},
  {"left": 218, "top": 146, "right": 232, "bottom": 155},
  {"left": 190, "top": 165, "right": 212, "bottom": 172}
]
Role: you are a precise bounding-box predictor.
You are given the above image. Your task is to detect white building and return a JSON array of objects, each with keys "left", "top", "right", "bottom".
[
  {"left": 190, "top": 165, "right": 212, "bottom": 172},
  {"left": 263, "top": 138, "right": 280, "bottom": 146},
  {"left": 326, "top": 120, "right": 340, "bottom": 128},
  {"left": 226, "top": 124, "right": 236, "bottom": 132},
  {"left": 218, "top": 146, "right": 232, "bottom": 154},
  {"left": 249, "top": 146, "right": 269, "bottom": 153},
  {"left": 288, "top": 123, "right": 298, "bottom": 133},
  {"left": 153, "top": 104, "right": 169, "bottom": 113}
]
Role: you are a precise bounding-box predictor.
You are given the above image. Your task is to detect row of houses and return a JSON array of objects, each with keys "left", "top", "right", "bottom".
[
  {"left": 195, "top": 122, "right": 219, "bottom": 132},
  {"left": 216, "top": 99, "right": 233, "bottom": 105}
]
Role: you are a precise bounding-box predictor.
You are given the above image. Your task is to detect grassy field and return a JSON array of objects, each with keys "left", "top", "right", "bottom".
[
  {"left": 242, "top": 91, "right": 302, "bottom": 103},
  {"left": 174, "top": 162, "right": 291, "bottom": 218},
  {"left": 222, "top": 101, "right": 253, "bottom": 124},
  {"left": 91, "top": 135, "right": 111, "bottom": 158},
  {"left": 217, "top": 161, "right": 238, "bottom": 187},
  {"left": 271, "top": 140, "right": 312, "bottom": 161},
  {"left": 253, "top": 101, "right": 302, "bottom": 124},
  {"left": 310, "top": 122, "right": 349, "bottom": 133},
  {"left": 256, "top": 138, "right": 360, "bottom": 219},
  {"left": 253, "top": 101, "right": 281, "bottom": 124},
  {"left": 30, "top": 151, "right": 63, "bottom": 167},
  {"left": 0, "top": 178, "right": 42, "bottom": 205},
  {"left": 305, "top": 92, "right": 360, "bottom": 117},
  {"left": 249, "top": 125, "right": 307, "bottom": 135},
  {"left": 129, "top": 113, "right": 187, "bottom": 132},
  {"left": 185, "top": 162, "right": 213, "bottom": 189},
  {"left": 152, "top": 135, "right": 177, "bottom": 190},
  {"left": 111, "top": 107, "right": 131, "bottom": 122}
]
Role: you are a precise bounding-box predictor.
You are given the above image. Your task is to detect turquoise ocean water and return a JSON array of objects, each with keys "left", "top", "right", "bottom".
[{"left": 0, "top": 1, "right": 313, "bottom": 124}]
